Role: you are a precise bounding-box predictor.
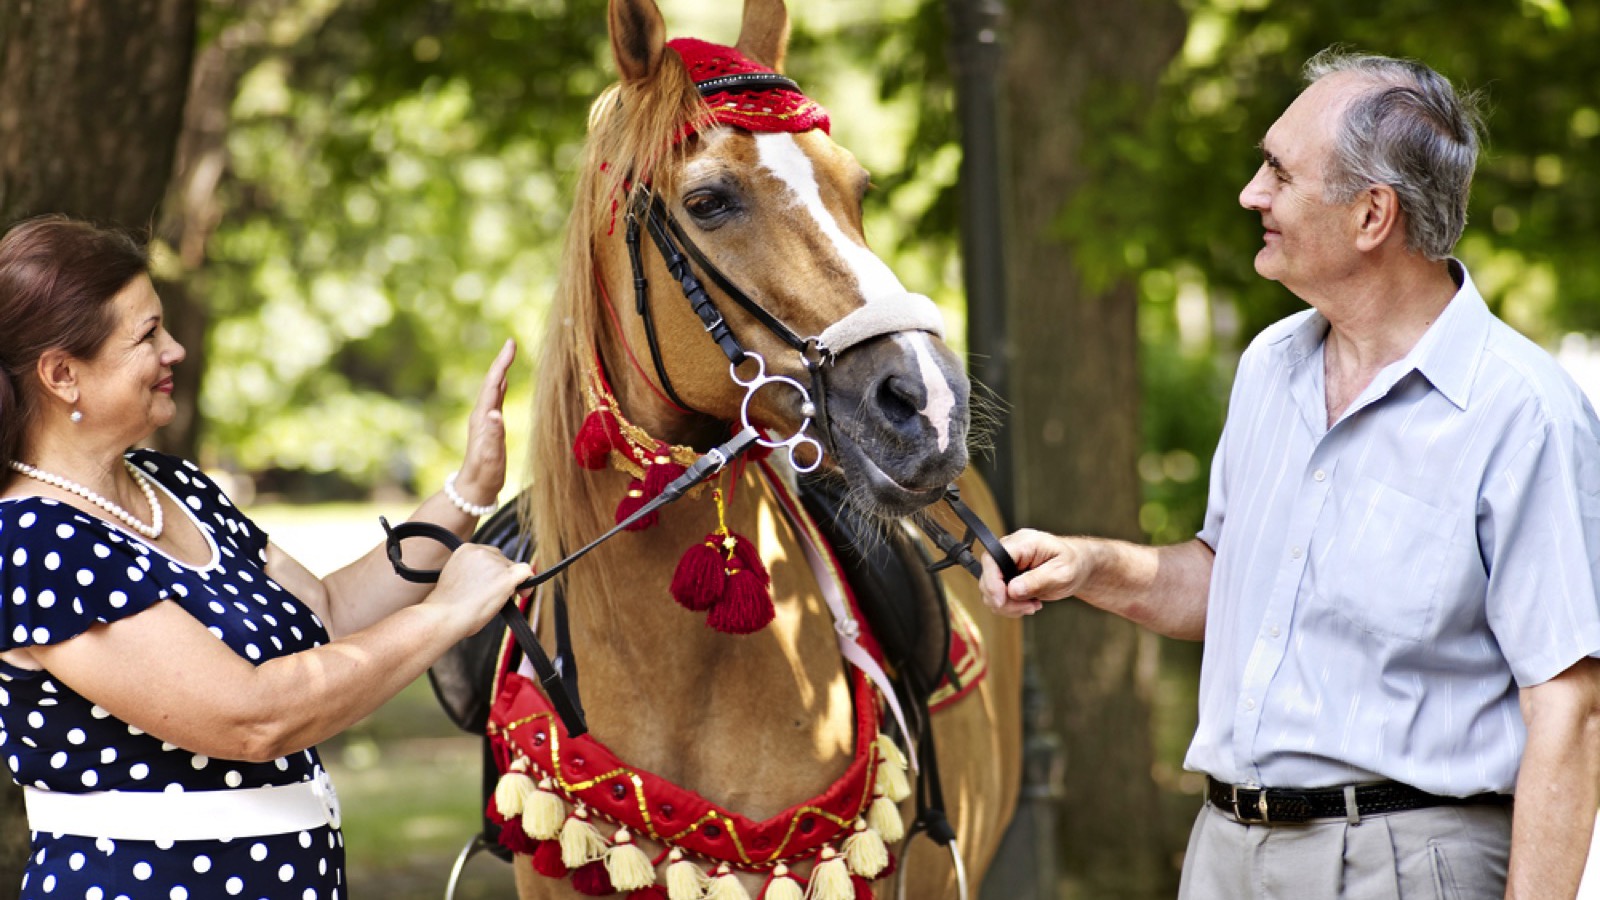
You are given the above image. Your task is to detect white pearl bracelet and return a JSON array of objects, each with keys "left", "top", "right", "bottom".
[{"left": 443, "top": 472, "right": 497, "bottom": 517}]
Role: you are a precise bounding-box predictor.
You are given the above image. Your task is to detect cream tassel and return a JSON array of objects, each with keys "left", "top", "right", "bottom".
[
  {"left": 706, "top": 863, "right": 752, "bottom": 900},
  {"left": 873, "top": 734, "right": 908, "bottom": 770},
  {"left": 559, "top": 804, "right": 609, "bottom": 869},
  {"left": 493, "top": 758, "right": 536, "bottom": 817},
  {"left": 804, "top": 848, "right": 852, "bottom": 900},
  {"left": 761, "top": 864, "right": 805, "bottom": 900},
  {"left": 522, "top": 776, "right": 568, "bottom": 840},
  {"left": 843, "top": 820, "right": 888, "bottom": 879},
  {"left": 867, "top": 791, "right": 905, "bottom": 844},
  {"left": 666, "top": 848, "right": 710, "bottom": 900},
  {"left": 605, "top": 828, "right": 655, "bottom": 891}
]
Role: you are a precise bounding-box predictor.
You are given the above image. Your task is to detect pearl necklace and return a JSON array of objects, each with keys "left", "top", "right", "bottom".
[{"left": 8, "top": 458, "right": 165, "bottom": 540}]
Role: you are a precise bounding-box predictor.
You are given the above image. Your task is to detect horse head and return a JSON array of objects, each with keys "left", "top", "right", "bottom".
[{"left": 532, "top": 0, "right": 971, "bottom": 563}]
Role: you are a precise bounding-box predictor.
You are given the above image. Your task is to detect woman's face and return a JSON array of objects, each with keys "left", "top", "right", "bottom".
[{"left": 74, "top": 275, "right": 186, "bottom": 442}]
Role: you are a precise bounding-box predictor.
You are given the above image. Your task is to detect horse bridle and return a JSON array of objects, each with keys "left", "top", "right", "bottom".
[{"left": 382, "top": 74, "right": 1019, "bottom": 738}]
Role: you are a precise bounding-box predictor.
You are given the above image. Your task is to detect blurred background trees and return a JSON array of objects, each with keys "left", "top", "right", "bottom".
[{"left": 3, "top": 0, "right": 1598, "bottom": 897}]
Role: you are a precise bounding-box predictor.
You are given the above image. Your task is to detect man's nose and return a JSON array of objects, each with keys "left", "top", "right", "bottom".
[{"left": 1239, "top": 164, "right": 1271, "bottom": 210}]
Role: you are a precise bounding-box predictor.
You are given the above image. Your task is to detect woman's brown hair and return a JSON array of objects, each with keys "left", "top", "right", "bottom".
[{"left": 0, "top": 215, "right": 150, "bottom": 474}]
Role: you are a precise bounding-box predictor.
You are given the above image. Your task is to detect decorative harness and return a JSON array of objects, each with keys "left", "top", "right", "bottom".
[{"left": 387, "top": 38, "right": 1019, "bottom": 900}]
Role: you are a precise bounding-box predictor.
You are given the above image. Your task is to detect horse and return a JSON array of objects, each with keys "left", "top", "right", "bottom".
[{"left": 482, "top": 1, "right": 1024, "bottom": 896}]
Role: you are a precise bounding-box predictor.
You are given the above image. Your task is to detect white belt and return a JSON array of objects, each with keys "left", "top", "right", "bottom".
[{"left": 24, "top": 770, "right": 341, "bottom": 841}]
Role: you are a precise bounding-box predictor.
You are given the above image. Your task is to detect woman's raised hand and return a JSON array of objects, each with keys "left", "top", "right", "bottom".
[{"left": 453, "top": 339, "right": 517, "bottom": 510}]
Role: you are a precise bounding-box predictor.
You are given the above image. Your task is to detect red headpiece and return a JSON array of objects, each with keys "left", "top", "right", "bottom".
[{"left": 668, "top": 37, "right": 831, "bottom": 135}]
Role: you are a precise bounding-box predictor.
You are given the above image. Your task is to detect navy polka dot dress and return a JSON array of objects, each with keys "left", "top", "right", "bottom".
[{"left": 0, "top": 450, "right": 345, "bottom": 899}]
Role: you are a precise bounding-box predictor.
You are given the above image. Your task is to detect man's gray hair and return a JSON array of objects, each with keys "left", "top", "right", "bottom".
[{"left": 1304, "top": 47, "right": 1485, "bottom": 260}]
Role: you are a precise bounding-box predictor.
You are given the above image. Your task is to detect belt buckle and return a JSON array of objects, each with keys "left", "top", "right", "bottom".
[{"left": 1231, "top": 785, "right": 1271, "bottom": 824}]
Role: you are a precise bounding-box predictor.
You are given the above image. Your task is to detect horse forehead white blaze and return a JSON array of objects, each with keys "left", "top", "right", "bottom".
[
  {"left": 756, "top": 133, "right": 960, "bottom": 452},
  {"left": 754, "top": 132, "right": 906, "bottom": 305}
]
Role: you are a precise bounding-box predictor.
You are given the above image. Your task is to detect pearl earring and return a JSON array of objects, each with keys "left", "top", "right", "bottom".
[{"left": 70, "top": 409, "right": 83, "bottom": 424}]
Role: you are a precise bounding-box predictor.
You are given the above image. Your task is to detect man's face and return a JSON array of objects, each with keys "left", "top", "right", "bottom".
[{"left": 1239, "top": 73, "right": 1368, "bottom": 297}]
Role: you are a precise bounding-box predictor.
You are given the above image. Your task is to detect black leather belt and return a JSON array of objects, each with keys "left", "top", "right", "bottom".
[{"left": 1206, "top": 776, "right": 1512, "bottom": 825}]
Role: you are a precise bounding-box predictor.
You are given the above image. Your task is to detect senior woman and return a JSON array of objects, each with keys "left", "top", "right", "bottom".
[{"left": 0, "top": 214, "right": 530, "bottom": 900}]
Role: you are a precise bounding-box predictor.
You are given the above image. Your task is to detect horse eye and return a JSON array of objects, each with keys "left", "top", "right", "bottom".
[{"left": 683, "top": 190, "right": 735, "bottom": 222}]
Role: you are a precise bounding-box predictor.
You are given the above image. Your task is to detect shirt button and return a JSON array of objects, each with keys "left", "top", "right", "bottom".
[
  {"left": 1290, "top": 546, "right": 1303, "bottom": 559},
  {"left": 1313, "top": 469, "right": 1327, "bottom": 482},
  {"left": 1244, "top": 698, "right": 1257, "bottom": 710},
  {"left": 1269, "top": 626, "right": 1281, "bottom": 638}
]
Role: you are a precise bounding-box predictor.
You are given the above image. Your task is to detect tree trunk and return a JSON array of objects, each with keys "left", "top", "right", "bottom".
[
  {"left": 0, "top": 1, "right": 196, "bottom": 894},
  {"left": 1001, "top": 1, "right": 1187, "bottom": 896}
]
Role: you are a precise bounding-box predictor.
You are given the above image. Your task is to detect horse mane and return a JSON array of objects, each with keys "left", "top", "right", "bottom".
[{"left": 524, "top": 50, "right": 712, "bottom": 571}]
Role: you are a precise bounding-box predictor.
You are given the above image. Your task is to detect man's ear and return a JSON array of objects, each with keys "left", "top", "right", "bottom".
[
  {"left": 34, "top": 348, "right": 81, "bottom": 406},
  {"left": 1354, "top": 184, "right": 1401, "bottom": 252}
]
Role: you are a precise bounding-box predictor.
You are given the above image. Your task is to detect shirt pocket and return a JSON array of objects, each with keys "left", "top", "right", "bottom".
[{"left": 1315, "top": 475, "right": 1459, "bottom": 643}]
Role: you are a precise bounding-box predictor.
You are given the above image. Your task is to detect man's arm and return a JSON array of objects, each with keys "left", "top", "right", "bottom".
[
  {"left": 979, "top": 532, "right": 1214, "bottom": 640},
  {"left": 1507, "top": 655, "right": 1600, "bottom": 900}
]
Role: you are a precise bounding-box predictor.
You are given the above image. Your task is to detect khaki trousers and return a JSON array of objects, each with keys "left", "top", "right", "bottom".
[{"left": 1178, "top": 800, "right": 1511, "bottom": 899}]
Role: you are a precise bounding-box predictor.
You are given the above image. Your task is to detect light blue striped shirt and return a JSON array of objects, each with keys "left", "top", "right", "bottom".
[{"left": 1191, "top": 262, "right": 1600, "bottom": 795}]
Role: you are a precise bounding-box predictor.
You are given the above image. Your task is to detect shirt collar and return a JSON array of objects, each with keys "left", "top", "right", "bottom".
[{"left": 1269, "top": 259, "right": 1491, "bottom": 411}]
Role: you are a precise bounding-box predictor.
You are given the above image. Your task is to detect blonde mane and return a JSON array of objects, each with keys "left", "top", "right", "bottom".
[{"left": 524, "top": 51, "right": 711, "bottom": 571}]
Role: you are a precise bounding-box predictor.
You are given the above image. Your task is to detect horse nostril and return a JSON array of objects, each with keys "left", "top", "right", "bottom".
[{"left": 874, "top": 375, "right": 921, "bottom": 427}]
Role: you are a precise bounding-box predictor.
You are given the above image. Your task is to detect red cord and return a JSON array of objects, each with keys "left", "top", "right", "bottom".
[{"left": 594, "top": 269, "right": 692, "bottom": 415}]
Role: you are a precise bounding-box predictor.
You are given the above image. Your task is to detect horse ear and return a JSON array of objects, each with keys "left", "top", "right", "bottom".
[
  {"left": 736, "top": 0, "right": 790, "bottom": 72},
  {"left": 609, "top": 0, "right": 666, "bottom": 83}
]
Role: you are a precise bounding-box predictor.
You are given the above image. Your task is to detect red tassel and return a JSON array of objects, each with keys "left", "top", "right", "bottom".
[
  {"left": 671, "top": 536, "right": 730, "bottom": 612},
  {"left": 498, "top": 820, "right": 538, "bottom": 857},
  {"left": 572, "top": 860, "right": 616, "bottom": 896},
  {"left": 574, "top": 409, "right": 622, "bottom": 470},
  {"left": 643, "top": 446, "right": 685, "bottom": 498},
  {"left": 852, "top": 875, "right": 875, "bottom": 899},
  {"left": 616, "top": 480, "right": 658, "bottom": 531},
  {"left": 532, "top": 840, "right": 570, "bottom": 878},
  {"left": 627, "top": 888, "right": 669, "bottom": 900},
  {"left": 728, "top": 532, "right": 771, "bottom": 589}
]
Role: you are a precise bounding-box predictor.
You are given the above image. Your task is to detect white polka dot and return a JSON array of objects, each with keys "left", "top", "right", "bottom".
[
  {"left": 127, "top": 723, "right": 144, "bottom": 736},
  {"left": 208, "top": 601, "right": 226, "bottom": 614},
  {"left": 43, "top": 551, "right": 60, "bottom": 570},
  {"left": 90, "top": 705, "right": 110, "bottom": 719},
  {"left": 129, "top": 763, "right": 149, "bottom": 780},
  {"left": 277, "top": 864, "right": 294, "bottom": 882},
  {"left": 100, "top": 747, "right": 117, "bottom": 764},
  {"left": 54, "top": 523, "right": 74, "bottom": 539},
  {"left": 49, "top": 752, "right": 66, "bottom": 769},
  {"left": 9, "top": 586, "right": 24, "bottom": 605},
  {"left": 40, "top": 873, "right": 54, "bottom": 892},
  {"left": 225, "top": 770, "right": 242, "bottom": 787},
  {"left": 132, "top": 862, "right": 152, "bottom": 880},
  {"left": 186, "top": 496, "right": 202, "bottom": 510},
  {"left": 208, "top": 627, "right": 224, "bottom": 640},
  {"left": 136, "top": 555, "right": 150, "bottom": 571},
  {"left": 80, "top": 770, "right": 98, "bottom": 787},
  {"left": 69, "top": 852, "right": 84, "bottom": 870},
  {"left": 31, "top": 627, "right": 49, "bottom": 643},
  {"left": 12, "top": 548, "right": 27, "bottom": 566},
  {"left": 12, "top": 626, "right": 27, "bottom": 644},
  {"left": 93, "top": 544, "right": 111, "bottom": 559},
  {"left": 155, "top": 838, "right": 173, "bottom": 850},
  {"left": 170, "top": 887, "right": 188, "bottom": 900},
  {"left": 94, "top": 838, "right": 114, "bottom": 855},
  {"left": 303, "top": 890, "right": 315, "bottom": 900},
  {"left": 245, "top": 644, "right": 261, "bottom": 660},
  {"left": 192, "top": 854, "right": 211, "bottom": 873},
  {"left": 250, "top": 842, "right": 268, "bottom": 862},
  {"left": 87, "top": 888, "right": 104, "bottom": 900},
  {"left": 172, "top": 584, "right": 189, "bottom": 598},
  {"left": 126, "top": 567, "right": 144, "bottom": 582},
  {"left": 190, "top": 754, "right": 209, "bottom": 769},
  {"left": 66, "top": 728, "right": 85, "bottom": 745},
  {"left": 18, "top": 512, "right": 35, "bottom": 528},
  {"left": 76, "top": 569, "right": 94, "bottom": 586},
  {"left": 225, "top": 876, "right": 243, "bottom": 896},
  {"left": 108, "top": 591, "right": 128, "bottom": 608},
  {"left": 298, "top": 831, "right": 312, "bottom": 849},
  {"left": 37, "top": 590, "right": 55, "bottom": 608},
  {"left": 275, "top": 758, "right": 289, "bottom": 771},
  {"left": 28, "top": 711, "right": 45, "bottom": 728}
]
